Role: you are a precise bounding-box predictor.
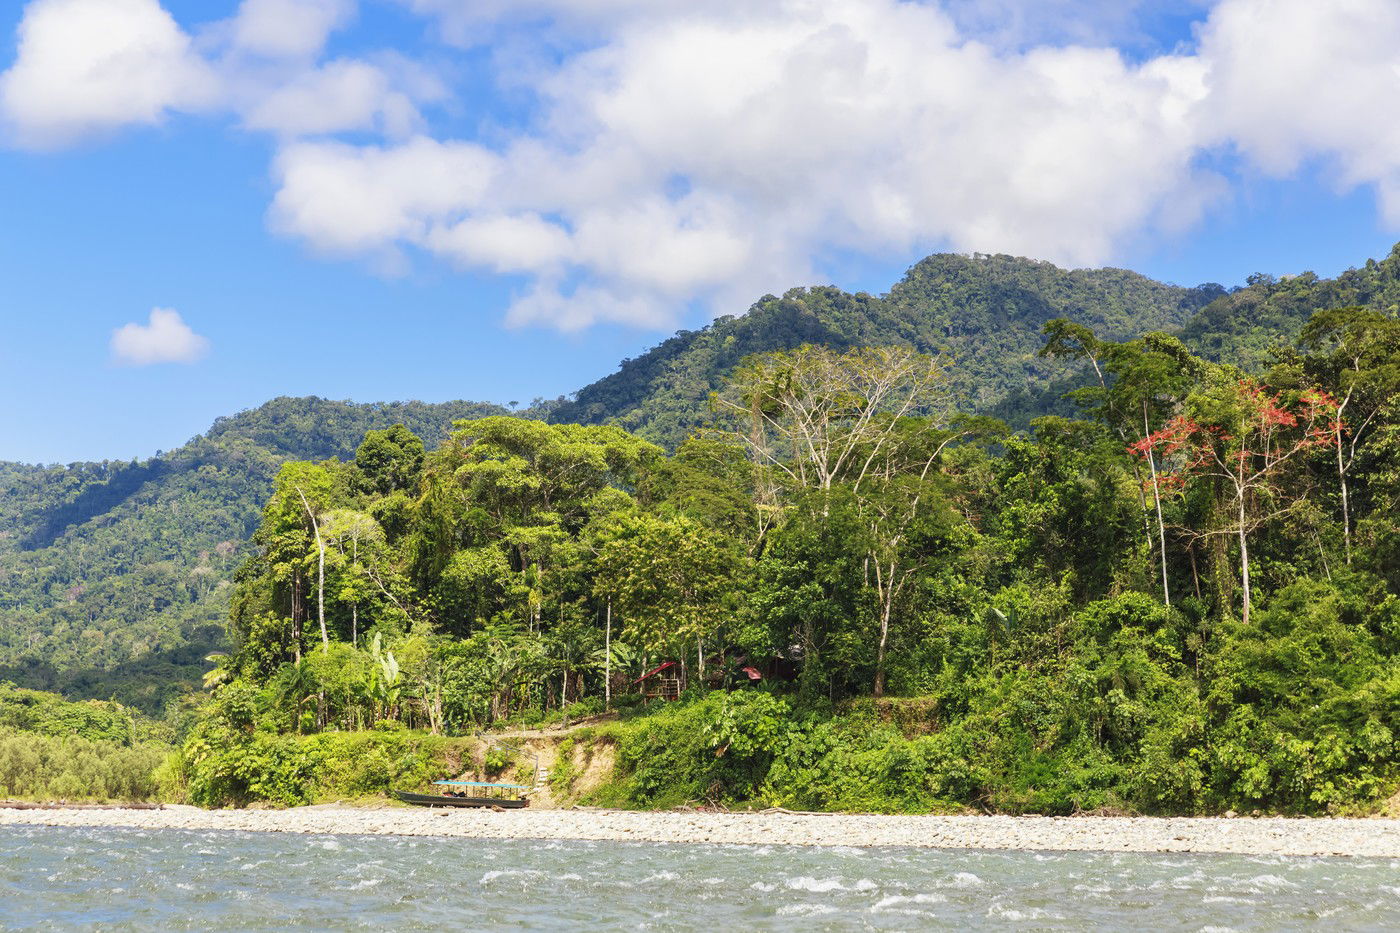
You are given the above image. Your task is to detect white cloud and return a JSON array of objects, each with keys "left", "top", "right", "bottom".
[
  {"left": 228, "top": 0, "right": 355, "bottom": 59},
  {"left": 0, "top": 0, "right": 217, "bottom": 148},
  {"left": 425, "top": 213, "right": 573, "bottom": 274},
  {"left": 1195, "top": 0, "right": 1400, "bottom": 221},
  {"left": 0, "top": 0, "right": 431, "bottom": 147},
  {"left": 269, "top": 136, "right": 500, "bottom": 252},
  {"left": 111, "top": 309, "right": 211, "bottom": 365},
  {"left": 242, "top": 59, "right": 423, "bottom": 137},
  {"left": 271, "top": 0, "right": 1218, "bottom": 326},
  {"left": 10, "top": 0, "right": 1400, "bottom": 333}
]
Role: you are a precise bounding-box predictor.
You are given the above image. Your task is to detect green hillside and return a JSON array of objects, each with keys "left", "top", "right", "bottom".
[
  {"left": 550, "top": 253, "right": 1225, "bottom": 445},
  {"left": 1182, "top": 244, "right": 1400, "bottom": 367},
  {"left": 7, "top": 244, "right": 1400, "bottom": 714},
  {"left": 0, "top": 397, "right": 505, "bottom": 711}
]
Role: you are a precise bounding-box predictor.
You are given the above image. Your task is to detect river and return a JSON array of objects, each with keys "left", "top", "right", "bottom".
[{"left": 2, "top": 826, "right": 1396, "bottom": 930}]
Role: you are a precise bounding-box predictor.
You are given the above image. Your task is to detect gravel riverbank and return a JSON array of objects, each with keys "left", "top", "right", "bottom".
[{"left": 3, "top": 806, "right": 1398, "bottom": 857}]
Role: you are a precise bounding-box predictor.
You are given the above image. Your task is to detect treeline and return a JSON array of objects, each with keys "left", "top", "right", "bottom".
[{"left": 198, "top": 306, "right": 1400, "bottom": 815}]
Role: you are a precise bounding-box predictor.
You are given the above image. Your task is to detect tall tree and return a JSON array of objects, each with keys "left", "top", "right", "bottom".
[
  {"left": 716, "top": 345, "right": 957, "bottom": 694},
  {"left": 1042, "top": 321, "right": 1204, "bottom": 606},
  {"left": 1134, "top": 378, "right": 1339, "bottom": 624},
  {"left": 1297, "top": 308, "right": 1400, "bottom": 563}
]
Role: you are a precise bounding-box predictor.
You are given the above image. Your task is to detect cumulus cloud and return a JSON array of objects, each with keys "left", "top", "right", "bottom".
[
  {"left": 111, "top": 309, "right": 211, "bottom": 365},
  {"left": 0, "top": 0, "right": 430, "bottom": 147},
  {"left": 0, "top": 0, "right": 217, "bottom": 147},
  {"left": 272, "top": 0, "right": 1218, "bottom": 325},
  {"left": 227, "top": 0, "right": 355, "bottom": 59},
  {"left": 270, "top": 136, "right": 500, "bottom": 252},
  {"left": 9, "top": 0, "right": 1400, "bottom": 331},
  {"left": 242, "top": 59, "right": 424, "bottom": 137},
  {"left": 1195, "top": 0, "right": 1400, "bottom": 222}
]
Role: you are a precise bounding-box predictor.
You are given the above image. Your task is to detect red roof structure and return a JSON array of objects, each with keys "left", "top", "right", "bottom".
[{"left": 632, "top": 660, "right": 677, "bottom": 685}]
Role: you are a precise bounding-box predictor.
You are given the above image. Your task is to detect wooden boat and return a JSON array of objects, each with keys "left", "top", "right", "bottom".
[{"left": 393, "top": 780, "right": 530, "bottom": 809}]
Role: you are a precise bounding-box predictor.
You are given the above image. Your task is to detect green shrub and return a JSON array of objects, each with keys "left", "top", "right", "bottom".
[{"left": 0, "top": 730, "right": 167, "bottom": 801}]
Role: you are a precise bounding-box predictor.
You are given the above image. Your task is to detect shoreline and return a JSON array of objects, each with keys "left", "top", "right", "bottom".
[{"left": 3, "top": 806, "right": 1399, "bottom": 857}]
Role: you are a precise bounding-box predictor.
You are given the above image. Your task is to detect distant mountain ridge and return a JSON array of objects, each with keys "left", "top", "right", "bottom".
[
  {"left": 550, "top": 253, "right": 1226, "bottom": 446},
  {"left": 6, "top": 244, "right": 1400, "bottom": 708}
]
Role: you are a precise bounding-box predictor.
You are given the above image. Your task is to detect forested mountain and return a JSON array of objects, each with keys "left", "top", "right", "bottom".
[
  {"left": 550, "top": 245, "right": 1400, "bottom": 447},
  {"left": 7, "top": 244, "right": 1400, "bottom": 714},
  {"left": 0, "top": 397, "right": 505, "bottom": 710},
  {"left": 1182, "top": 245, "right": 1400, "bottom": 368},
  {"left": 550, "top": 253, "right": 1226, "bottom": 445}
]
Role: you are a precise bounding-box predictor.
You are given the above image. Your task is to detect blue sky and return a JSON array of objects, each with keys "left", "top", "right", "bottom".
[{"left": 2, "top": 0, "right": 1399, "bottom": 464}]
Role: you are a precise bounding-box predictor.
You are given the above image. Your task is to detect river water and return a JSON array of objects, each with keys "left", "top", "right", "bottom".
[{"left": 1, "top": 826, "right": 1397, "bottom": 930}]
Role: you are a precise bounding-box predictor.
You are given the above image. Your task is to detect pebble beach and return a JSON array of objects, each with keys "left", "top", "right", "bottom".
[{"left": 3, "top": 805, "right": 1398, "bottom": 858}]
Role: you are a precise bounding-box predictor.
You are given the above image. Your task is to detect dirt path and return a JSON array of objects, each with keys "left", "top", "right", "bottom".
[{"left": 481, "top": 712, "right": 619, "bottom": 741}]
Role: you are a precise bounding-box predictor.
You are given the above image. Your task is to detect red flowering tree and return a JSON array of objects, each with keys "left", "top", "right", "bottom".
[{"left": 1130, "top": 379, "right": 1340, "bottom": 624}]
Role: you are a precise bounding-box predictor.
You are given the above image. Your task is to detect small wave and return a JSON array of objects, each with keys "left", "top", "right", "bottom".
[
  {"left": 873, "top": 893, "right": 948, "bottom": 912},
  {"left": 750, "top": 882, "right": 776, "bottom": 892},
  {"left": 784, "top": 876, "right": 877, "bottom": 893},
  {"left": 1242, "top": 874, "right": 1298, "bottom": 890},
  {"left": 949, "top": 872, "right": 983, "bottom": 888},
  {"left": 1157, "top": 870, "right": 1206, "bottom": 890},
  {"left": 776, "top": 903, "right": 837, "bottom": 917},
  {"left": 987, "top": 903, "right": 1054, "bottom": 921},
  {"left": 480, "top": 869, "right": 544, "bottom": 884},
  {"left": 786, "top": 876, "right": 845, "bottom": 893}
]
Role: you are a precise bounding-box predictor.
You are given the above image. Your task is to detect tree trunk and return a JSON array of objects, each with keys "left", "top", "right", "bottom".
[
  {"left": 604, "top": 598, "right": 612, "bottom": 709},
  {"left": 1238, "top": 497, "right": 1251, "bottom": 626},
  {"left": 1145, "top": 402, "right": 1171, "bottom": 606},
  {"left": 1336, "top": 419, "right": 1352, "bottom": 565},
  {"left": 873, "top": 562, "right": 893, "bottom": 698},
  {"left": 295, "top": 486, "right": 329, "bottom": 653},
  {"left": 292, "top": 573, "right": 302, "bottom": 664},
  {"left": 1188, "top": 544, "right": 1202, "bottom": 600}
]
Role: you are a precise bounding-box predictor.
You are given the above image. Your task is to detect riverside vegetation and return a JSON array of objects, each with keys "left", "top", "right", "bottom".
[{"left": 4, "top": 249, "right": 1400, "bottom": 817}]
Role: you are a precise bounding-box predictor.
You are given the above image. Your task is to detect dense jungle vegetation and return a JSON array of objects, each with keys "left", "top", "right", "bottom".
[
  {"left": 176, "top": 303, "right": 1400, "bottom": 816},
  {"left": 9, "top": 247, "right": 1400, "bottom": 718},
  {"left": 550, "top": 252, "right": 1227, "bottom": 445}
]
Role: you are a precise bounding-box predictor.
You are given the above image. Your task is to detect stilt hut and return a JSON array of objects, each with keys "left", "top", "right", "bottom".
[{"left": 633, "top": 661, "right": 684, "bottom": 701}]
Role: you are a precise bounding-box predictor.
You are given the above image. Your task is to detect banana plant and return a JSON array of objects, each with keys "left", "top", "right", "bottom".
[{"left": 368, "top": 633, "right": 402, "bottom": 721}]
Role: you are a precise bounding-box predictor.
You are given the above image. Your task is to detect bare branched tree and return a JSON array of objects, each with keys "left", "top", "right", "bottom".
[{"left": 713, "top": 345, "right": 960, "bottom": 694}]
